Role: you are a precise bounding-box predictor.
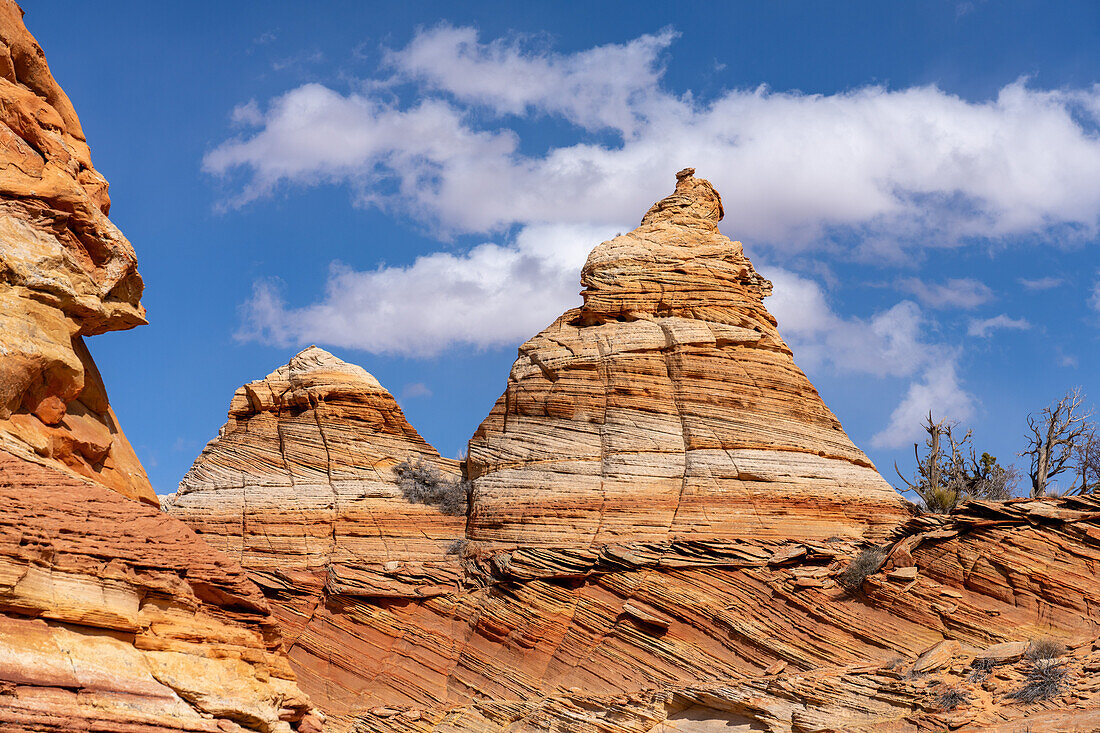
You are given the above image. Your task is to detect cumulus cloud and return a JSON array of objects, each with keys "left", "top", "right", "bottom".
[
  {"left": 205, "top": 27, "right": 1100, "bottom": 247},
  {"left": 896, "top": 277, "right": 993, "bottom": 309},
  {"left": 967, "top": 314, "right": 1031, "bottom": 337},
  {"left": 383, "top": 25, "right": 679, "bottom": 135},
  {"left": 872, "top": 362, "right": 976, "bottom": 449},
  {"left": 765, "top": 266, "right": 975, "bottom": 448},
  {"left": 236, "top": 223, "right": 622, "bottom": 357},
  {"left": 208, "top": 26, "right": 1100, "bottom": 446},
  {"left": 767, "top": 268, "right": 931, "bottom": 378},
  {"left": 1019, "top": 276, "right": 1063, "bottom": 291}
]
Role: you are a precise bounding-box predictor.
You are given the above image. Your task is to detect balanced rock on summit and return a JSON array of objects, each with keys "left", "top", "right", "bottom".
[{"left": 467, "top": 167, "right": 908, "bottom": 546}]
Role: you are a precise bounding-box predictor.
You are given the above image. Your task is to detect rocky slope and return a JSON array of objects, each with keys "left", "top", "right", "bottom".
[
  {"left": 0, "top": 0, "right": 152, "bottom": 504},
  {"left": 0, "top": 4, "right": 320, "bottom": 731},
  {"left": 0, "top": 451, "right": 322, "bottom": 733}
]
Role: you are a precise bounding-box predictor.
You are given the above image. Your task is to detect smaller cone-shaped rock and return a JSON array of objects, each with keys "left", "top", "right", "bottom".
[
  {"left": 165, "top": 346, "right": 464, "bottom": 728},
  {"left": 168, "top": 345, "right": 464, "bottom": 569},
  {"left": 467, "top": 168, "right": 907, "bottom": 546}
]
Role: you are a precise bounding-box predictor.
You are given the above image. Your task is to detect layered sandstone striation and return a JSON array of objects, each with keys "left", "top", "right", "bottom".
[
  {"left": 344, "top": 495, "right": 1100, "bottom": 732},
  {"left": 169, "top": 171, "right": 1100, "bottom": 732},
  {"left": 0, "top": 0, "right": 151, "bottom": 503},
  {"left": 165, "top": 346, "right": 465, "bottom": 727},
  {"left": 467, "top": 168, "right": 907, "bottom": 546},
  {"left": 0, "top": 6, "right": 321, "bottom": 731},
  {"left": 0, "top": 451, "right": 321, "bottom": 733}
]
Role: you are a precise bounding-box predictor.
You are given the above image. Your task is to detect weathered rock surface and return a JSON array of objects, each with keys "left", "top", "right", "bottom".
[
  {"left": 169, "top": 171, "right": 1100, "bottom": 732},
  {"left": 0, "top": 450, "right": 321, "bottom": 732},
  {"left": 0, "top": 0, "right": 152, "bottom": 504},
  {"left": 335, "top": 495, "right": 1100, "bottom": 732},
  {"left": 0, "top": 7, "right": 322, "bottom": 730},
  {"left": 467, "top": 168, "right": 907, "bottom": 547},
  {"left": 165, "top": 346, "right": 465, "bottom": 728}
]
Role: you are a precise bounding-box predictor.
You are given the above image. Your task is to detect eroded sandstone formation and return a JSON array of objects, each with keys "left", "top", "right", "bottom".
[
  {"left": 0, "top": 0, "right": 152, "bottom": 504},
  {"left": 165, "top": 346, "right": 465, "bottom": 726},
  {"left": 467, "top": 168, "right": 908, "bottom": 547},
  {"left": 168, "top": 169, "right": 1100, "bottom": 732},
  {"left": 0, "top": 5, "right": 321, "bottom": 730},
  {"left": 0, "top": 451, "right": 322, "bottom": 733}
]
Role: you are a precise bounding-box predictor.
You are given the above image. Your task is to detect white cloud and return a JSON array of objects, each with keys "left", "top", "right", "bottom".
[
  {"left": 872, "top": 361, "right": 976, "bottom": 449},
  {"left": 896, "top": 277, "right": 993, "bottom": 309},
  {"left": 1090, "top": 276, "right": 1100, "bottom": 313},
  {"left": 230, "top": 100, "right": 264, "bottom": 126},
  {"left": 1019, "top": 276, "right": 1063, "bottom": 291},
  {"left": 205, "top": 27, "right": 1100, "bottom": 248},
  {"left": 765, "top": 266, "right": 975, "bottom": 448},
  {"left": 967, "top": 314, "right": 1031, "bottom": 337},
  {"left": 383, "top": 25, "right": 678, "bottom": 136},
  {"left": 767, "top": 268, "right": 931, "bottom": 378},
  {"left": 401, "top": 382, "right": 433, "bottom": 399},
  {"left": 236, "top": 223, "right": 622, "bottom": 357},
  {"left": 206, "top": 27, "right": 1100, "bottom": 447}
]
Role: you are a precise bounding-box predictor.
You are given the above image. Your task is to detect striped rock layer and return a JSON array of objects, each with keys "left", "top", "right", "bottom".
[
  {"left": 165, "top": 346, "right": 465, "bottom": 726},
  {"left": 0, "top": 7, "right": 320, "bottom": 731},
  {"left": 0, "top": 451, "right": 322, "bottom": 733},
  {"left": 351, "top": 496, "right": 1100, "bottom": 731},
  {"left": 467, "top": 168, "right": 907, "bottom": 546},
  {"left": 166, "top": 171, "right": 1100, "bottom": 731},
  {"left": 0, "top": 0, "right": 152, "bottom": 504}
]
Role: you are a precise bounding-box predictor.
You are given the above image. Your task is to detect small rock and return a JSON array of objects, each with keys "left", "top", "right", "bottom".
[
  {"left": 912, "top": 640, "right": 962, "bottom": 674},
  {"left": 622, "top": 601, "right": 672, "bottom": 629},
  {"left": 768, "top": 545, "right": 806, "bottom": 566},
  {"left": 887, "top": 566, "right": 918, "bottom": 581},
  {"left": 977, "top": 641, "right": 1028, "bottom": 664},
  {"left": 765, "top": 660, "right": 788, "bottom": 675}
]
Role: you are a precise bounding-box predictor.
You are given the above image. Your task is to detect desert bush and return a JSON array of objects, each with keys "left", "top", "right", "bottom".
[
  {"left": 1026, "top": 638, "right": 1066, "bottom": 661},
  {"left": 897, "top": 414, "right": 1019, "bottom": 513},
  {"left": 935, "top": 686, "right": 970, "bottom": 711},
  {"left": 393, "top": 457, "right": 469, "bottom": 516},
  {"left": 1011, "top": 659, "right": 1068, "bottom": 703},
  {"left": 968, "top": 656, "right": 998, "bottom": 681},
  {"left": 445, "top": 538, "right": 467, "bottom": 555},
  {"left": 839, "top": 547, "right": 886, "bottom": 591}
]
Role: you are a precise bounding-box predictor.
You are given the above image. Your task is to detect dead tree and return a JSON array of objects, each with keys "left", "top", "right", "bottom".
[
  {"left": 896, "top": 413, "right": 970, "bottom": 513},
  {"left": 1021, "top": 388, "right": 1093, "bottom": 497},
  {"left": 1072, "top": 428, "right": 1100, "bottom": 495},
  {"left": 897, "top": 413, "right": 1018, "bottom": 512}
]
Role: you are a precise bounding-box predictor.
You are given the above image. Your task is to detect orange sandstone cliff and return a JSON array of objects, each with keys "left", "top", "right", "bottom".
[
  {"left": 170, "top": 170, "right": 1100, "bottom": 731},
  {"left": 0, "top": 0, "right": 152, "bottom": 504},
  {"left": 0, "top": 4, "right": 321, "bottom": 731}
]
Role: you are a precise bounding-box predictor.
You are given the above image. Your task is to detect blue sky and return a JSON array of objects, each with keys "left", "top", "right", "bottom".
[{"left": 31, "top": 2, "right": 1099, "bottom": 497}]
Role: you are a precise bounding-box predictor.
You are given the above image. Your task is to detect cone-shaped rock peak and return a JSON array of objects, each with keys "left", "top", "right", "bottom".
[{"left": 467, "top": 168, "right": 908, "bottom": 547}]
